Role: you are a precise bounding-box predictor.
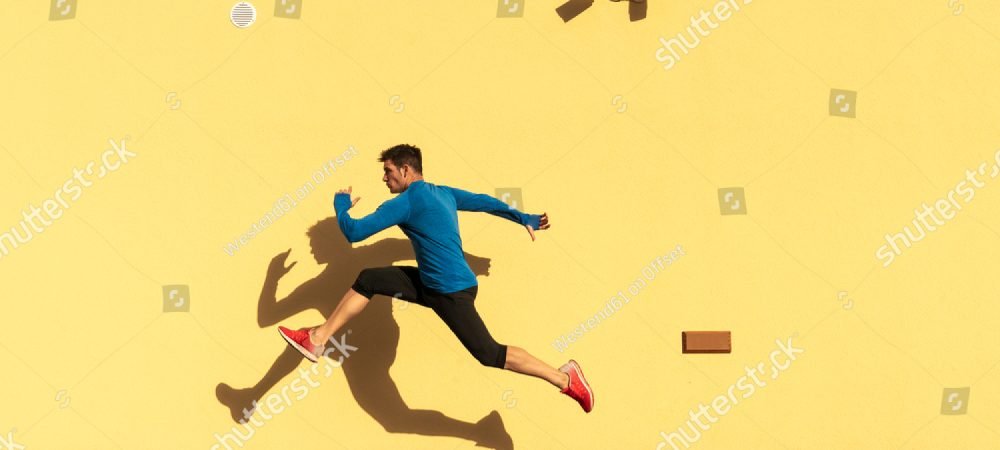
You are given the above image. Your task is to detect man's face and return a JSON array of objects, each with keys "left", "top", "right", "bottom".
[{"left": 383, "top": 160, "right": 407, "bottom": 193}]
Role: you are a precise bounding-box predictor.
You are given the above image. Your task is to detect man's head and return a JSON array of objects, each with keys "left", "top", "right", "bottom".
[{"left": 379, "top": 144, "right": 423, "bottom": 193}]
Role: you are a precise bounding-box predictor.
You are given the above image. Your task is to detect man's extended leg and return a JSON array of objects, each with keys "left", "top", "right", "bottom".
[
  {"left": 503, "top": 346, "right": 568, "bottom": 389},
  {"left": 429, "top": 287, "right": 594, "bottom": 412},
  {"left": 504, "top": 346, "right": 594, "bottom": 412}
]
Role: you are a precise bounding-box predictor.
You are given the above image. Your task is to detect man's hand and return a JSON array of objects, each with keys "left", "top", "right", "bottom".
[
  {"left": 336, "top": 186, "right": 362, "bottom": 209},
  {"left": 267, "top": 248, "right": 297, "bottom": 280},
  {"left": 526, "top": 212, "right": 550, "bottom": 241}
]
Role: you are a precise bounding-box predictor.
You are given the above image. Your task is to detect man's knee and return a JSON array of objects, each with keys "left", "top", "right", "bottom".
[
  {"left": 471, "top": 342, "right": 507, "bottom": 369},
  {"left": 356, "top": 268, "right": 378, "bottom": 283},
  {"left": 351, "top": 268, "right": 379, "bottom": 298}
]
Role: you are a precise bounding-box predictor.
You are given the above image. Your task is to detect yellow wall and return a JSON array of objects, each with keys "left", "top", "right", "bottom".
[{"left": 1, "top": 0, "right": 999, "bottom": 448}]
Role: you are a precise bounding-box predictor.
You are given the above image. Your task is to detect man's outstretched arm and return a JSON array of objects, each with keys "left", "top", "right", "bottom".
[
  {"left": 443, "top": 185, "right": 550, "bottom": 240},
  {"left": 334, "top": 186, "right": 410, "bottom": 243}
]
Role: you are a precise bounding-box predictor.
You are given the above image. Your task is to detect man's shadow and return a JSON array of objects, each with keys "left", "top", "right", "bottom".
[{"left": 216, "top": 217, "right": 513, "bottom": 450}]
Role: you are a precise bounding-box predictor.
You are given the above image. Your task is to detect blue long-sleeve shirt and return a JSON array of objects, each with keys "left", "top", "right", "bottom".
[{"left": 334, "top": 180, "right": 541, "bottom": 293}]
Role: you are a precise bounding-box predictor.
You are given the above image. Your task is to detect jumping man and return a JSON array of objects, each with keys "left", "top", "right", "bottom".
[{"left": 277, "top": 144, "right": 594, "bottom": 412}]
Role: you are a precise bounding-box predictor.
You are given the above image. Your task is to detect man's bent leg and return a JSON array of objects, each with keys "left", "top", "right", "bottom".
[
  {"left": 310, "top": 288, "right": 370, "bottom": 345},
  {"left": 310, "top": 266, "right": 422, "bottom": 345}
]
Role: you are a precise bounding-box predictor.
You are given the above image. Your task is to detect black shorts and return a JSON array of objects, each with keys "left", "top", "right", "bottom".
[{"left": 351, "top": 266, "right": 507, "bottom": 369}]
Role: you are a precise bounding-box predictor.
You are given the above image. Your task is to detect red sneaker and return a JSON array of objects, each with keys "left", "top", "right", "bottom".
[
  {"left": 559, "top": 359, "right": 594, "bottom": 412},
  {"left": 278, "top": 326, "right": 324, "bottom": 362}
]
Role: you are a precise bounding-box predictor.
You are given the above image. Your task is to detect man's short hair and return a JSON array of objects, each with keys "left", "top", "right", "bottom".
[{"left": 378, "top": 144, "right": 422, "bottom": 174}]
